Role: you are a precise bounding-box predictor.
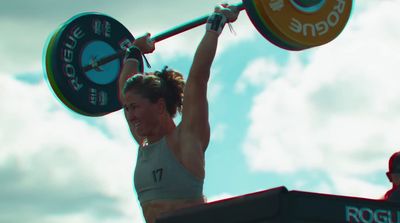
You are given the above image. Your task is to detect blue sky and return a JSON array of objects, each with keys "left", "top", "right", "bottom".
[{"left": 1, "top": 0, "right": 400, "bottom": 223}]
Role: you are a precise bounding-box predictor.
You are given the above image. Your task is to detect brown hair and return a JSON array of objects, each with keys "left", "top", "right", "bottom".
[{"left": 122, "top": 66, "right": 185, "bottom": 117}]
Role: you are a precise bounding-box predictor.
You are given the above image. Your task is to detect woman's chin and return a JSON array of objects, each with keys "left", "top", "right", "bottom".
[{"left": 136, "top": 128, "right": 147, "bottom": 137}]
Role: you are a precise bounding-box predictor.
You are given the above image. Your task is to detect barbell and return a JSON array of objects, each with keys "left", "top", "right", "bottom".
[{"left": 44, "top": 0, "right": 353, "bottom": 117}]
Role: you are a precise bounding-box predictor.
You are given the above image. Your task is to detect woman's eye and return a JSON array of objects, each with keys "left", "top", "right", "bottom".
[{"left": 124, "top": 104, "right": 138, "bottom": 111}]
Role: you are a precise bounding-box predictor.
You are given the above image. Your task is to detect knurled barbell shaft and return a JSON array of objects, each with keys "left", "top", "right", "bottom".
[
  {"left": 152, "top": 2, "right": 245, "bottom": 42},
  {"left": 82, "top": 2, "right": 245, "bottom": 72}
]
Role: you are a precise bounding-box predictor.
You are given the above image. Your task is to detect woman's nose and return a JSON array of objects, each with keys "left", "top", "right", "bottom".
[{"left": 124, "top": 109, "right": 135, "bottom": 120}]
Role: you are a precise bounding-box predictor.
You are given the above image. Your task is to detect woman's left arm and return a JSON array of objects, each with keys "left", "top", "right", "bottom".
[{"left": 179, "top": 6, "right": 238, "bottom": 151}]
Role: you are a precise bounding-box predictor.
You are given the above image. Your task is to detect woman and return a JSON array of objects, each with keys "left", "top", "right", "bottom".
[{"left": 118, "top": 5, "right": 239, "bottom": 223}]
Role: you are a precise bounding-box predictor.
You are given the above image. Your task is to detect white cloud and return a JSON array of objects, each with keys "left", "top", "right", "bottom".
[
  {"left": 208, "top": 82, "right": 224, "bottom": 103},
  {"left": 290, "top": 175, "right": 388, "bottom": 201},
  {"left": 329, "top": 174, "right": 388, "bottom": 199},
  {"left": 206, "top": 192, "right": 234, "bottom": 203},
  {"left": 0, "top": 75, "right": 144, "bottom": 223},
  {"left": 3, "top": 1, "right": 398, "bottom": 220},
  {"left": 210, "top": 123, "right": 228, "bottom": 142},
  {"left": 235, "top": 57, "right": 280, "bottom": 93},
  {"left": 240, "top": 0, "right": 400, "bottom": 196}
]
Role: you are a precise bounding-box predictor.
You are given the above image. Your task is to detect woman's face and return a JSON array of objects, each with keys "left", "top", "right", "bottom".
[{"left": 123, "top": 90, "right": 161, "bottom": 137}]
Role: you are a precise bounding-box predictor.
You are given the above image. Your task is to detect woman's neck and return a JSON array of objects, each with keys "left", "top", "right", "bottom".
[{"left": 145, "top": 116, "right": 176, "bottom": 145}]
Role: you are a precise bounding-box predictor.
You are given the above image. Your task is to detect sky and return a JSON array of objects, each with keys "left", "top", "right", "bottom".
[{"left": 1, "top": 0, "right": 400, "bottom": 222}]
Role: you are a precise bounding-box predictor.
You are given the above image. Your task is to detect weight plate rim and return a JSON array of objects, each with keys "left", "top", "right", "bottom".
[
  {"left": 45, "top": 26, "right": 96, "bottom": 116},
  {"left": 50, "top": 12, "right": 130, "bottom": 117},
  {"left": 264, "top": 0, "right": 353, "bottom": 48},
  {"left": 47, "top": 14, "right": 104, "bottom": 116},
  {"left": 251, "top": 0, "right": 310, "bottom": 49},
  {"left": 243, "top": 0, "right": 307, "bottom": 50}
]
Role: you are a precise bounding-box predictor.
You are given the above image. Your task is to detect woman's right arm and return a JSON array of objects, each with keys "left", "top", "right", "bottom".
[
  {"left": 119, "top": 34, "right": 155, "bottom": 145},
  {"left": 118, "top": 33, "right": 155, "bottom": 97}
]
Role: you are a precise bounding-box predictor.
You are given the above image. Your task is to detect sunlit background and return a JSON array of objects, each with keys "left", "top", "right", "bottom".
[{"left": 1, "top": 0, "right": 399, "bottom": 222}]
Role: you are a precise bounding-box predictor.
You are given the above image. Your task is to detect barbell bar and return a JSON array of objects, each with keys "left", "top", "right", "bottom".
[
  {"left": 82, "top": 2, "right": 245, "bottom": 73},
  {"left": 44, "top": 0, "right": 353, "bottom": 116}
]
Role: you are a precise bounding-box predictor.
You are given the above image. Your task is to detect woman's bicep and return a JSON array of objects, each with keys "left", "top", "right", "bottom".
[{"left": 180, "top": 75, "right": 210, "bottom": 146}]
